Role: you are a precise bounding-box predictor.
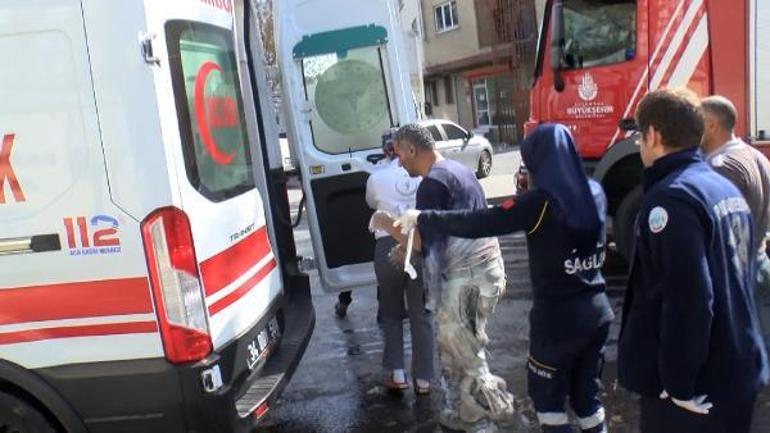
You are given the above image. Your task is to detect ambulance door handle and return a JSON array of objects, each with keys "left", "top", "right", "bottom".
[{"left": 0, "top": 234, "right": 61, "bottom": 256}]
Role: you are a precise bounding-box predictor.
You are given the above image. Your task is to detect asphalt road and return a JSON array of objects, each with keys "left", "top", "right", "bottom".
[{"left": 262, "top": 150, "right": 770, "bottom": 432}]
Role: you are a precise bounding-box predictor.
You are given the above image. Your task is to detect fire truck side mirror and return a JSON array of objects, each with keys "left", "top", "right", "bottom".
[
  {"left": 550, "top": 1, "right": 565, "bottom": 92},
  {"left": 619, "top": 118, "right": 638, "bottom": 132}
]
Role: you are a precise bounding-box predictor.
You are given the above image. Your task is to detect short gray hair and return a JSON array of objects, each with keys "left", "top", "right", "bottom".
[
  {"left": 395, "top": 123, "right": 435, "bottom": 151},
  {"left": 702, "top": 95, "right": 737, "bottom": 131}
]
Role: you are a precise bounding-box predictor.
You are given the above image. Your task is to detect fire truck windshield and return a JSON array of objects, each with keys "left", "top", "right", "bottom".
[{"left": 558, "top": 0, "right": 636, "bottom": 70}]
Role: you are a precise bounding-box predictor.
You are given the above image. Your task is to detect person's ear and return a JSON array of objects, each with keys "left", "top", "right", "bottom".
[
  {"left": 649, "top": 126, "right": 664, "bottom": 148},
  {"left": 706, "top": 117, "right": 718, "bottom": 133},
  {"left": 640, "top": 126, "right": 653, "bottom": 148}
]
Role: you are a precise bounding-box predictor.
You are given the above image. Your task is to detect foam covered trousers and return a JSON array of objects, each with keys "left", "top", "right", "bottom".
[{"left": 437, "top": 256, "right": 515, "bottom": 425}]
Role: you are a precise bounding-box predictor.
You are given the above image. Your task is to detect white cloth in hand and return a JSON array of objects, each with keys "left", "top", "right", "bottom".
[
  {"left": 393, "top": 210, "right": 421, "bottom": 235},
  {"left": 369, "top": 210, "right": 395, "bottom": 233},
  {"left": 659, "top": 390, "right": 713, "bottom": 414}
]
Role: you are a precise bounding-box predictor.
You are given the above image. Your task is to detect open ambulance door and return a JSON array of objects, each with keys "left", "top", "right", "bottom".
[
  {"left": 141, "top": 0, "right": 286, "bottom": 350},
  {"left": 276, "top": 0, "right": 416, "bottom": 293}
]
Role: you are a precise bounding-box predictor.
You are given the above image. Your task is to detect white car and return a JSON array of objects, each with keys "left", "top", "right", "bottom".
[{"left": 419, "top": 119, "right": 494, "bottom": 178}]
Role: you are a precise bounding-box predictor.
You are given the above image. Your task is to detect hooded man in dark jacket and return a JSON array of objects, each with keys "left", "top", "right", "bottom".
[
  {"left": 618, "top": 88, "right": 769, "bottom": 433},
  {"left": 395, "top": 124, "right": 614, "bottom": 433}
]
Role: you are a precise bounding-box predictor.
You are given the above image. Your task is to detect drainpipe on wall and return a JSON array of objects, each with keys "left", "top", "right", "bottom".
[{"left": 452, "top": 74, "right": 461, "bottom": 123}]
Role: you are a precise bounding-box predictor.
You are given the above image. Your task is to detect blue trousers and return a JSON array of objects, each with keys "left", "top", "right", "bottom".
[
  {"left": 527, "top": 324, "right": 610, "bottom": 433},
  {"left": 640, "top": 393, "right": 756, "bottom": 433}
]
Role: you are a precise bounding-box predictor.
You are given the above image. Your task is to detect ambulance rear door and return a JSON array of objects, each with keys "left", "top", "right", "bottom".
[
  {"left": 276, "top": 0, "right": 416, "bottom": 293},
  {"left": 143, "top": 0, "right": 282, "bottom": 349}
]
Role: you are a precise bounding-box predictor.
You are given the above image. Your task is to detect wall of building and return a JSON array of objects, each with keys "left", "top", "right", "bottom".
[
  {"left": 398, "top": 0, "right": 427, "bottom": 118},
  {"left": 421, "top": 0, "right": 491, "bottom": 68},
  {"left": 534, "top": 0, "right": 547, "bottom": 34},
  {"left": 418, "top": 0, "right": 539, "bottom": 141}
]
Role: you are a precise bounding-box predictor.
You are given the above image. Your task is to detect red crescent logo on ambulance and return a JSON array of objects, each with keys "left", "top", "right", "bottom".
[{"left": 194, "top": 61, "right": 235, "bottom": 166}]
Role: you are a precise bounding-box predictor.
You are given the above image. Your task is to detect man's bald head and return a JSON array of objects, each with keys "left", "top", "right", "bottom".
[
  {"left": 700, "top": 95, "right": 739, "bottom": 154},
  {"left": 702, "top": 95, "right": 738, "bottom": 132}
]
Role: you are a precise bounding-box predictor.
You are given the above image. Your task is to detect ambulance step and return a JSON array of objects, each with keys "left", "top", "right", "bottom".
[
  {"left": 235, "top": 337, "right": 305, "bottom": 417},
  {"left": 234, "top": 295, "right": 314, "bottom": 418}
]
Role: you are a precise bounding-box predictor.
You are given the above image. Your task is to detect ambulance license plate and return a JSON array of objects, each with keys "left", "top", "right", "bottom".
[{"left": 246, "top": 317, "right": 280, "bottom": 371}]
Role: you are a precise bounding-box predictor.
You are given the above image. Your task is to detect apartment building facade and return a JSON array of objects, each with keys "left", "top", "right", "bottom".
[{"left": 420, "top": 0, "right": 539, "bottom": 144}]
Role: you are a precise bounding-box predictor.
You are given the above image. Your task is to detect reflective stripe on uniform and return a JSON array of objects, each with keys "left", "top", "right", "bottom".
[
  {"left": 578, "top": 406, "right": 606, "bottom": 430},
  {"left": 536, "top": 411, "right": 569, "bottom": 426},
  {"left": 528, "top": 201, "right": 549, "bottom": 235}
]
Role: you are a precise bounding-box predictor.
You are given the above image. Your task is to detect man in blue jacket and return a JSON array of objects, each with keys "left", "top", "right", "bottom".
[{"left": 618, "top": 88, "right": 769, "bottom": 433}]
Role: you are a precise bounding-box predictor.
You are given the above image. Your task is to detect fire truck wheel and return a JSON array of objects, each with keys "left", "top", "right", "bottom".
[
  {"left": 615, "top": 185, "right": 642, "bottom": 263},
  {"left": 0, "top": 391, "right": 58, "bottom": 433}
]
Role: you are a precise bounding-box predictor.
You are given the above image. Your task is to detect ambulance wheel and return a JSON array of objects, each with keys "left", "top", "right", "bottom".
[
  {"left": 477, "top": 150, "right": 492, "bottom": 178},
  {"left": 614, "top": 186, "right": 642, "bottom": 263},
  {"left": 0, "top": 391, "right": 58, "bottom": 433}
]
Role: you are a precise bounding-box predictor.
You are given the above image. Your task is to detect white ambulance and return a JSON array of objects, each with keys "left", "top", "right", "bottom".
[{"left": 0, "top": 1, "right": 313, "bottom": 432}]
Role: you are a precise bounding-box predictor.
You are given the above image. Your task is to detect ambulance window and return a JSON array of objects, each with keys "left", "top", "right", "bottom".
[
  {"left": 166, "top": 21, "right": 255, "bottom": 201},
  {"left": 301, "top": 46, "right": 394, "bottom": 155},
  {"left": 560, "top": 0, "right": 636, "bottom": 70}
]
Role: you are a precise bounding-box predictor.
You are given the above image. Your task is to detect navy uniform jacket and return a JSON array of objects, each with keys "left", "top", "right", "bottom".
[
  {"left": 418, "top": 179, "right": 614, "bottom": 340},
  {"left": 618, "top": 148, "right": 769, "bottom": 403}
]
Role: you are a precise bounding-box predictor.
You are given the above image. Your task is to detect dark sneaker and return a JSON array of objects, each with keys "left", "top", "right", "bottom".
[{"left": 334, "top": 301, "right": 348, "bottom": 318}]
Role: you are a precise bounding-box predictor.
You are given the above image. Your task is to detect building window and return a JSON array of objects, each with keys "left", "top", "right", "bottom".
[
  {"left": 428, "top": 80, "right": 439, "bottom": 107},
  {"left": 435, "top": 1, "right": 459, "bottom": 33},
  {"left": 444, "top": 76, "right": 454, "bottom": 104}
]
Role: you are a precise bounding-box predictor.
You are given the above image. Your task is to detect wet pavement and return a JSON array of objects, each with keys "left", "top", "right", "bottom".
[{"left": 261, "top": 151, "right": 770, "bottom": 432}]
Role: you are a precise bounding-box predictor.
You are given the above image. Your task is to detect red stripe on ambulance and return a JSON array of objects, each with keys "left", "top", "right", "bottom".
[
  {"left": 0, "top": 321, "right": 158, "bottom": 345},
  {"left": 199, "top": 226, "right": 272, "bottom": 297},
  {"left": 0, "top": 277, "right": 153, "bottom": 325},
  {"left": 208, "top": 258, "right": 277, "bottom": 315}
]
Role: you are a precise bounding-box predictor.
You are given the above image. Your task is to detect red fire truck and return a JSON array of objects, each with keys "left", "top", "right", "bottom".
[{"left": 526, "top": 0, "right": 769, "bottom": 259}]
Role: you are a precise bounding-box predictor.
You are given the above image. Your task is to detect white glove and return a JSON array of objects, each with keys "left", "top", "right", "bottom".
[
  {"left": 404, "top": 229, "right": 417, "bottom": 280},
  {"left": 369, "top": 210, "right": 395, "bottom": 233},
  {"left": 659, "top": 390, "right": 713, "bottom": 414},
  {"left": 393, "top": 210, "right": 421, "bottom": 235}
]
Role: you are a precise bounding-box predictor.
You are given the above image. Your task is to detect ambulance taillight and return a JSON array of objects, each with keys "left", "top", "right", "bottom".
[{"left": 142, "top": 207, "right": 212, "bottom": 363}]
